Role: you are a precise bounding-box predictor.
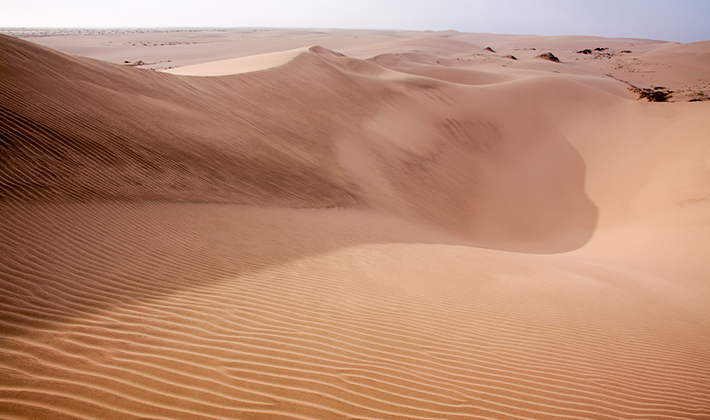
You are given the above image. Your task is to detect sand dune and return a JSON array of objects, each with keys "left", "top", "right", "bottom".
[
  {"left": 1, "top": 30, "right": 710, "bottom": 419},
  {"left": 163, "top": 46, "right": 312, "bottom": 76}
]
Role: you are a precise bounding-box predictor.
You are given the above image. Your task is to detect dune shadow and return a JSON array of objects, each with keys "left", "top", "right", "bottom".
[
  {"left": 0, "top": 184, "right": 596, "bottom": 339},
  {"left": 0, "top": 201, "right": 468, "bottom": 337}
]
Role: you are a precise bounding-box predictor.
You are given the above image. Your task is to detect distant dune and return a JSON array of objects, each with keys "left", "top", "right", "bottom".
[
  {"left": 163, "top": 46, "right": 312, "bottom": 76},
  {"left": 1, "top": 29, "right": 709, "bottom": 419}
]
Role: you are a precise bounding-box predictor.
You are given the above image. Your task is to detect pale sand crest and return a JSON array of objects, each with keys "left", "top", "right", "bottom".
[
  {"left": 1, "top": 30, "right": 709, "bottom": 419},
  {"left": 163, "top": 46, "right": 311, "bottom": 76}
]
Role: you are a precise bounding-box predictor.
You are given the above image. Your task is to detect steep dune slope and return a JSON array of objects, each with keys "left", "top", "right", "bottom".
[
  {"left": 1, "top": 34, "right": 597, "bottom": 251},
  {"left": 2, "top": 33, "right": 710, "bottom": 420},
  {"left": 0, "top": 35, "right": 374, "bottom": 206}
]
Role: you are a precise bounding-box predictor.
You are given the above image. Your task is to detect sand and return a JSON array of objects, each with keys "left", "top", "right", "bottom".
[
  {"left": 163, "top": 46, "right": 312, "bottom": 76},
  {"left": 1, "top": 29, "right": 709, "bottom": 419}
]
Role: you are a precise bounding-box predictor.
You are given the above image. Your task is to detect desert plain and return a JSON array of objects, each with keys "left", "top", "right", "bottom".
[{"left": 1, "top": 28, "right": 710, "bottom": 419}]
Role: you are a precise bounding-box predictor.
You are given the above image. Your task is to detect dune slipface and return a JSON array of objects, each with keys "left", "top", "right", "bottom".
[{"left": 1, "top": 30, "right": 710, "bottom": 420}]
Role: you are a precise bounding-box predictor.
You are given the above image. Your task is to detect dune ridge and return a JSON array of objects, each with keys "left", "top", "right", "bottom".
[
  {"left": 2, "top": 31, "right": 710, "bottom": 419},
  {"left": 163, "top": 46, "right": 312, "bottom": 76},
  {"left": 0, "top": 35, "right": 601, "bottom": 251}
]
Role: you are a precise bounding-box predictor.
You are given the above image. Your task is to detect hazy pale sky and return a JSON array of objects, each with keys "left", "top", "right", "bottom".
[{"left": 2, "top": 0, "right": 709, "bottom": 42}]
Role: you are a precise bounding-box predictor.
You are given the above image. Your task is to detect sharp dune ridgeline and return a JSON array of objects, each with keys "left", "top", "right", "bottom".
[{"left": 1, "top": 29, "right": 710, "bottom": 419}]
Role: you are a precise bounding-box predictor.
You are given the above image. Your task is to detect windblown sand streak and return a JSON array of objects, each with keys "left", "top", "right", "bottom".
[{"left": 2, "top": 31, "right": 710, "bottom": 419}]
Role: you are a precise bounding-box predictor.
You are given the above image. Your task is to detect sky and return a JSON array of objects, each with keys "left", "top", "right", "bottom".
[{"left": 1, "top": 0, "right": 709, "bottom": 43}]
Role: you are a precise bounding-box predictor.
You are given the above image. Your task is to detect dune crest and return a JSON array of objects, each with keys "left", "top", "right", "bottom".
[{"left": 163, "top": 46, "right": 313, "bottom": 76}]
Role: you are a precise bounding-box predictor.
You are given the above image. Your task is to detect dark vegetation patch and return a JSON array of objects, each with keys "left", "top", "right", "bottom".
[
  {"left": 536, "top": 52, "right": 560, "bottom": 62},
  {"left": 605, "top": 73, "right": 675, "bottom": 102},
  {"left": 631, "top": 86, "right": 673, "bottom": 102}
]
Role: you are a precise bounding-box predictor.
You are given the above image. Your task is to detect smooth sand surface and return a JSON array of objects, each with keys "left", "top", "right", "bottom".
[
  {"left": 163, "top": 46, "right": 311, "bottom": 76},
  {"left": 1, "top": 29, "right": 709, "bottom": 419}
]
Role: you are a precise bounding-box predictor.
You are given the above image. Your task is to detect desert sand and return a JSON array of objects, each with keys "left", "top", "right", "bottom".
[{"left": 1, "top": 28, "right": 709, "bottom": 419}]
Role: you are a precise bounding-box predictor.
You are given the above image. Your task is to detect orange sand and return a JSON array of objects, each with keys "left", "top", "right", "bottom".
[{"left": 1, "top": 29, "right": 709, "bottom": 419}]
